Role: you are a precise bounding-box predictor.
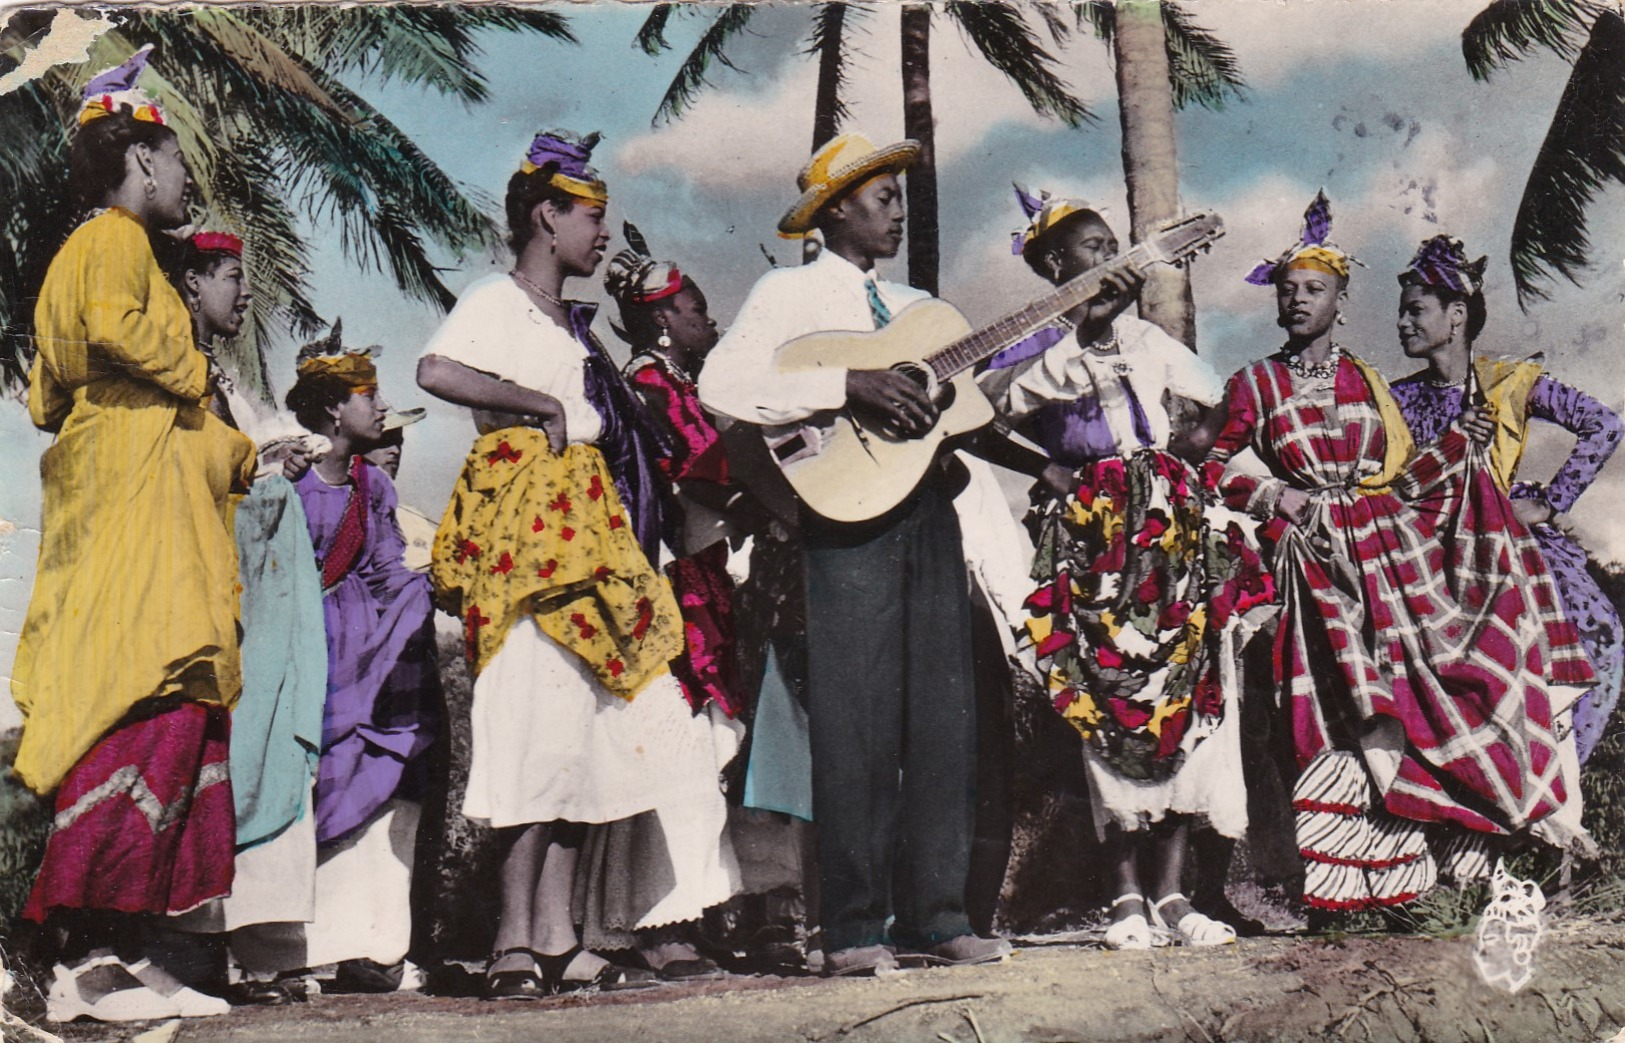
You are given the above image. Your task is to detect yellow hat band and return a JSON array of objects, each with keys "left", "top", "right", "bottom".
[
  {"left": 517, "top": 163, "right": 609, "bottom": 207},
  {"left": 1284, "top": 247, "right": 1349, "bottom": 279}
]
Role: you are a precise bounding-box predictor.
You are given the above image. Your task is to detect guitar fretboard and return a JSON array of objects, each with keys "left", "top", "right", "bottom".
[
  {"left": 927, "top": 241, "right": 1154, "bottom": 382},
  {"left": 922, "top": 211, "right": 1222, "bottom": 376}
]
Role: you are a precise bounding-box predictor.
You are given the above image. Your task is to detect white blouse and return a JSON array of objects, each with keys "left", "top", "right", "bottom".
[
  {"left": 419, "top": 273, "right": 604, "bottom": 446},
  {"left": 978, "top": 315, "right": 1223, "bottom": 454}
]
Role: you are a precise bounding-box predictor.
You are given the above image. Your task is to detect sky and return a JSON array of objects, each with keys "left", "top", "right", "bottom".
[{"left": 5, "top": 0, "right": 1625, "bottom": 726}]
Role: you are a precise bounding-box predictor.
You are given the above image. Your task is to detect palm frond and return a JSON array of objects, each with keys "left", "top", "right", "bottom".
[
  {"left": 636, "top": 4, "right": 679, "bottom": 55},
  {"left": 255, "top": 6, "right": 572, "bottom": 105},
  {"left": 183, "top": 8, "right": 342, "bottom": 113},
  {"left": 1162, "top": 2, "right": 1245, "bottom": 111},
  {"left": 1462, "top": 0, "right": 1605, "bottom": 80},
  {"left": 1074, "top": 0, "right": 1115, "bottom": 46},
  {"left": 1031, "top": 0, "right": 1072, "bottom": 46},
  {"left": 807, "top": 2, "right": 856, "bottom": 147},
  {"left": 650, "top": 4, "right": 757, "bottom": 125},
  {"left": 277, "top": 6, "right": 488, "bottom": 103},
  {"left": 1509, "top": 9, "right": 1625, "bottom": 309},
  {"left": 0, "top": 82, "right": 70, "bottom": 387},
  {"left": 274, "top": 70, "right": 492, "bottom": 313},
  {"left": 944, "top": 0, "right": 1094, "bottom": 127}
]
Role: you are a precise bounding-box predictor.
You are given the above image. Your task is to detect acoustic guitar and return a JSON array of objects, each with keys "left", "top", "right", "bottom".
[{"left": 762, "top": 210, "right": 1226, "bottom": 522}]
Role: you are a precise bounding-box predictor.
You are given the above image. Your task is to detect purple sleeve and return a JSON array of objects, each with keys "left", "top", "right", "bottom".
[{"left": 1528, "top": 376, "right": 1623, "bottom": 513}]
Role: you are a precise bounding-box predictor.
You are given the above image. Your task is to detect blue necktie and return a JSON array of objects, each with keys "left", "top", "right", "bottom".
[{"left": 865, "top": 277, "right": 892, "bottom": 330}]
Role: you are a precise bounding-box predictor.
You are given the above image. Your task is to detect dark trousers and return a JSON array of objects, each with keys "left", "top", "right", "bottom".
[{"left": 803, "top": 484, "right": 976, "bottom": 952}]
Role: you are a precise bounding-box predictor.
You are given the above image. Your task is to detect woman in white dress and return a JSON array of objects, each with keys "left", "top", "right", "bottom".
[
  {"left": 417, "top": 130, "right": 736, "bottom": 998},
  {"left": 979, "top": 190, "right": 1272, "bottom": 949}
]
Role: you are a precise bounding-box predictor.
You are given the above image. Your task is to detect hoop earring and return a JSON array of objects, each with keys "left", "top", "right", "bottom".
[{"left": 143, "top": 177, "right": 157, "bottom": 199}]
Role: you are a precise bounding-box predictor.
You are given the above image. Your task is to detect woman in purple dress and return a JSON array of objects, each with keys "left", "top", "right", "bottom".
[
  {"left": 274, "top": 330, "right": 440, "bottom": 990},
  {"left": 1389, "top": 235, "right": 1623, "bottom": 765}
]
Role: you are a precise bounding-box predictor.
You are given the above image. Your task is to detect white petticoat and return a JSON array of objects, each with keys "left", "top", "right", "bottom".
[
  {"left": 1081, "top": 615, "right": 1255, "bottom": 841},
  {"left": 463, "top": 615, "right": 721, "bottom": 827}
]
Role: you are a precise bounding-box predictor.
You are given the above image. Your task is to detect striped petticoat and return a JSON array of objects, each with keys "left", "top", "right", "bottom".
[
  {"left": 23, "top": 701, "right": 234, "bottom": 921},
  {"left": 1294, "top": 750, "right": 1438, "bottom": 911}
]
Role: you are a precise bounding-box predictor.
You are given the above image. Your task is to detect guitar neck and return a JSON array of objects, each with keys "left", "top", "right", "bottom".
[{"left": 927, "top": 241, "right": 1155, "bottom": 382}]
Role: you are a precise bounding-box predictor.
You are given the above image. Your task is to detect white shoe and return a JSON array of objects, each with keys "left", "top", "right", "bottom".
[
  {"left": 1150, "top": 892, "right": 1236, "bottom": 947},
  {"left": 1104, "top": 893, "right": 1153, "bottom": 951},
  {"left": 125, "top": 958, "right": 231, "bottom": 1017},
  {"left": 46, "top": 958, "right": 179, "bottom": 1023}
]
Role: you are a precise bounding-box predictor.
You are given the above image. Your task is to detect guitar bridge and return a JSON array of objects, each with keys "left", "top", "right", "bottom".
[{"left": 766, "top": 424, "right": 823, "bottom": 465}]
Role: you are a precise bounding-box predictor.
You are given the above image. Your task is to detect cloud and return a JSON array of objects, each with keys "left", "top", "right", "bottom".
[
  {"left": 616, "top": 5, "right": 1116, "bottom": 191},
  {"left": 0, "top": 9, "right": 116, "bottom": 96},
  {"left": 1196, "top": 0, "right": 1479, "bottom": 88}
]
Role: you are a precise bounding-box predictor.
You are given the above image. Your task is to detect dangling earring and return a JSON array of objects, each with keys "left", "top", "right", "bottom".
[
  {"left": 1336, "top": 311, "right": 1347, "bottom": 326},
  {"left": 1048, "top": 258, "right": 1062, "bottom": 282},
  {"left": 548, "top": 235, "right": 557, "bottom": 255},
  {"left": 143, "top": 176, "right": 157, "bottom": 199},
  {"left": 188, "top": 297, "right": 200, "bottom": 314},
  {"left": 657, "top": 326, "right": 672, "bottom": 349}
]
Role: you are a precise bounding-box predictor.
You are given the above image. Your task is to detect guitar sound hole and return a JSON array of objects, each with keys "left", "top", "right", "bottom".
[{"left": 890, "top": 361, "right": 953, "bottom": 409}]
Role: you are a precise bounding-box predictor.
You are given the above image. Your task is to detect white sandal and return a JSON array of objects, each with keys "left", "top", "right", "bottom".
[
  {"left": 1150, "top": 892, "right": 1236, "bottom": 947},
  {"left": 1104, "top": 893, "right": 1153, "bottom": 951}
]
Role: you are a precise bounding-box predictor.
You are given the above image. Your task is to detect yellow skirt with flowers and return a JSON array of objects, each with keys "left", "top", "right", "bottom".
[
  {"left": 431, "top": 429, "right": 683, "bottom": 700},
  {"left": 1022, "top": 450, "right": 1274, "bottom": 783}
]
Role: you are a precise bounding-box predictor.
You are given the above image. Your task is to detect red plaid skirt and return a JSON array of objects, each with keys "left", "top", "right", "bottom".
[{"left": 23, "top": 701, "right": 234, "bottom": 921}]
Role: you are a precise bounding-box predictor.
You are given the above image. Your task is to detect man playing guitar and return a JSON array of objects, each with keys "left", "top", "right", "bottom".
[{"left": 700, "top": 132, "right": 1146, "bottom": 976}]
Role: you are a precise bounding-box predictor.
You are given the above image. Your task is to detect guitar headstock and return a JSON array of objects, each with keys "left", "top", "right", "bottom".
[{"left": 1136, "top": 211, "right": 1225, "bottom": 269}]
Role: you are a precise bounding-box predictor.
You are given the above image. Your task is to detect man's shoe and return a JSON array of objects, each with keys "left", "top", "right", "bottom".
[
  {"left": 822, "top": 944, "right": 899, "bottom": 978},
  {"left": 896, "top": 934, "right": 1012, "bottom": 968}
]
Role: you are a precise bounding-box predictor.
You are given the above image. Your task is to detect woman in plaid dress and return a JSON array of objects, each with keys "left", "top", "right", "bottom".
[{"left": 1203, "top": 195, "right": 1592, "bottom": 914}]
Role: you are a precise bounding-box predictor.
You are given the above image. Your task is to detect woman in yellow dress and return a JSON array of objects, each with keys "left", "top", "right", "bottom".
[{"left": 12, "top": 47, "right": 254, "bottom": 1022}]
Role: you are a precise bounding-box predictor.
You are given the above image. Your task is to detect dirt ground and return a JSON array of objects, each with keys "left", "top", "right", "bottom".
[{"left": 10, "top": 913, "right": 1625, "bottom": 1043}]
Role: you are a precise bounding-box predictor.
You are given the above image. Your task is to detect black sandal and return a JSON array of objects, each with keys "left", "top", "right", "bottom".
[
  {"left": 483, "top": 947, "right": 549, "bottom": 1001},
  {"left": 534, "top": 945, "right": 660, "bottom": 994}
]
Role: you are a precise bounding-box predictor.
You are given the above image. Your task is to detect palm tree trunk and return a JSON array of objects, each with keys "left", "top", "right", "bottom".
[
  {"left": 900, "top": 3, "right": 938, "bottom": 295},
  {"left": 812, "top": 3, "right": 849, "bottom": 151},
  {"left": 1114, "top": 0, "right": 1196, "bottom": 349}
]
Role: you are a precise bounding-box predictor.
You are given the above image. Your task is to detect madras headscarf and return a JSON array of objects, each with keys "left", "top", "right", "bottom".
[
  {"left": 79, "top": 43, "right": 164, "bottom": 125},
  {"left": 1011, "top": 183, "right": 1101, "bottom": 256},
  {"left": 521, "top": 129, "right": 608, "bottom": 207},
  {"left": 190, "top": 231, "right": 243, "bottom": 258},
  {"left": 1245, "top": 190, "right": 1353, "bottom": 285},
  {"left": 1400, "top": 234, "right": 1487, "bottom": 295},
  {"left": 295, "top": 319, "right": 380, "bottom": 391},
  {"left": 604, "top": 222, "right": 683, "bottom": 307}
]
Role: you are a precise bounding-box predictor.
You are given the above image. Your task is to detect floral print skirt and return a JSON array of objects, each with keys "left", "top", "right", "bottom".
[{"left": 1021, "top": 450, "right": 1273, "bottom": 784}]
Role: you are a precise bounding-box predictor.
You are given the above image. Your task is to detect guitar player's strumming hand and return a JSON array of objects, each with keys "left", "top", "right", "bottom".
[{"left": 846, "top": 368, "right": 938, "bottom": 438}]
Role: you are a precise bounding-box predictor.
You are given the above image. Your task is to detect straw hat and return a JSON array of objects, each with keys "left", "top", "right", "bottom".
[{"left": 778, "top": 132, "right": 921, "bottom": 237}]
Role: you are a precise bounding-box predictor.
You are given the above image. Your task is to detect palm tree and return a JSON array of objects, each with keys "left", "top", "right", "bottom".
[
  {"left": 1461, "top": 0, "right": 1625, "bottom": 310},
  {"left": 0, "top": 4, "right": 576, "bottom": 395},
  {"left": 1070, "top": 1, "right": 1246, "bottom": 349},
  {"left": 635, "top": 1, "right": 1091, "bottom": 295}
]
